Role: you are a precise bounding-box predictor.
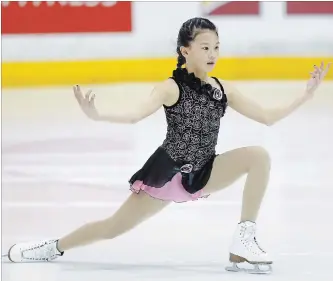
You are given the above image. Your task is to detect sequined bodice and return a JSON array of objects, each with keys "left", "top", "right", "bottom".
[{"left": 161, "top": 69, "right": 228, "bottom": 171}]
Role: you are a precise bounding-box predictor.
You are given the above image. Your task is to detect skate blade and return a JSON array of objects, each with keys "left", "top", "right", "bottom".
[{"left": 225, "top": 262, "right": 272, "bottom": 274}]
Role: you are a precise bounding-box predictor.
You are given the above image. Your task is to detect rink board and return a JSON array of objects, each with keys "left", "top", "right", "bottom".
[{"left": 2, "top": 57, "right": 333, "bottom": 88}]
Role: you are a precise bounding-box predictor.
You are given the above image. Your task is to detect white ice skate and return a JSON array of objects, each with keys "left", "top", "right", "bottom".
[
  {"left": 2, "top": 239, "right": 64, "bottom": 262},
  {"left": 225, "top": 221, "right": 272, "bottom": 274}
]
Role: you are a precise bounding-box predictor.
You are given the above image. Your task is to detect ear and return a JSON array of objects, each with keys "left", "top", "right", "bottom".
[{"left": 180, "top": 46, "right": 189, "bottom": 58}]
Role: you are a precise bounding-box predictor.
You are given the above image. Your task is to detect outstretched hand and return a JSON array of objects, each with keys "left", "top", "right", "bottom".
[
  {"left": 73, "top": 85, "right": 100, "bottom": 121},
  {"left": 306, "top": 61, "right": 331, "bottom": 97}
]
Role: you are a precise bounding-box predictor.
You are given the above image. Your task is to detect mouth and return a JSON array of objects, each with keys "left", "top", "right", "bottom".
[{"left": 207, "top": 62, "right": 215, "bottom": 66}]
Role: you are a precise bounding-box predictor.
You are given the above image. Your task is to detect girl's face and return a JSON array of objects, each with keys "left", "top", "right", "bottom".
[{"left": 181, "top": 29, "right": 220, "bottom": 73}]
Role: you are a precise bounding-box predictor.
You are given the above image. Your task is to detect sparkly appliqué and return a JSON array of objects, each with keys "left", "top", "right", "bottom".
[
  {"left": 180, "top": 164, "right": 193, "bottom": 173},
  {"left": 161, "top": 68, "right": 228, "bottom": 171},
  {"left": 212, "top": 88, "right": 223, "bottom": 100}
]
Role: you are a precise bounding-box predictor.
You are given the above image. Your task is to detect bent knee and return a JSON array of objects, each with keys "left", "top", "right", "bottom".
[{"left": 247, "top": 146, "right": 271, "bottom": 167}]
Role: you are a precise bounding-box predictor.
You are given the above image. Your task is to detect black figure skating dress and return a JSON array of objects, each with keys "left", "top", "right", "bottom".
[{"left": 129, "top": 68, "right": 228, "bottom": 202}]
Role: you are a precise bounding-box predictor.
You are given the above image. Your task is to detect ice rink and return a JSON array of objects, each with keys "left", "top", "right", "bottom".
[{"left": 2, "top": 80, "right": 333, "bottom": 281}]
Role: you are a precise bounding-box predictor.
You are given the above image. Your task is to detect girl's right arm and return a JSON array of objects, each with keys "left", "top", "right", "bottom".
[{"left": 74, "top": 79, "right": 179, "bottom": 124}]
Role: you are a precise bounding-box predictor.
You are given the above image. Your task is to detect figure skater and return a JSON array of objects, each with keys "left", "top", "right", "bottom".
[{"left": 4, "top": 17, "right": 330, "bottom": 274}]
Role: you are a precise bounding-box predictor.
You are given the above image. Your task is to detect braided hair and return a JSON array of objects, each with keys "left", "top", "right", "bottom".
[{"left": 176, "top": 17, "right": 218, "bottom": 69}]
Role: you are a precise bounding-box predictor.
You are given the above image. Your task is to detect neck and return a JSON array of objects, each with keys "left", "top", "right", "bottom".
[{"left": 185, "top": 65, "right": 208, "bottom": 82}]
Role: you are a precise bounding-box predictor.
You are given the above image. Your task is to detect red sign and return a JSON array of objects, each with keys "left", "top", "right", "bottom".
[
  {"left": 1, "top": 1, "right": 132, "bottom": 34},
  {"left": 202, "top": 1, "right": 260, "bottom": 16},
  {"left": 287, "top": 1, "right": 333, "bottom": 14}
]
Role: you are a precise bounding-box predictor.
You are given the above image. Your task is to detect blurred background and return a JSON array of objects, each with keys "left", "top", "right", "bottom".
[{"left": 1, "top": 1, "right": 333, "bottom": 281}]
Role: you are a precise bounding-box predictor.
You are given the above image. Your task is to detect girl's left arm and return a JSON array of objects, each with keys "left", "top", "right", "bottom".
[{"left": 221, "top": 62, "right": 331, "bottom": 126}]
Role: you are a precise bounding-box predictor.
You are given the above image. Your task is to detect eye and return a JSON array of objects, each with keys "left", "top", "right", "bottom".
[
  {"left": 202, "top": 47, "right": 209, "bottom": 51},
  {"left": 215, "top": 46, "right": 219, "bottom": 50}
]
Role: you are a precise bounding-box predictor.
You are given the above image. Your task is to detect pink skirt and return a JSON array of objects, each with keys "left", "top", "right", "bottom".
[
  {"left": 128, "top": 146, "right": 216, "bottom": 203},
  {"left": 130, "top": 172, "right": 209, "bottom": 203}
]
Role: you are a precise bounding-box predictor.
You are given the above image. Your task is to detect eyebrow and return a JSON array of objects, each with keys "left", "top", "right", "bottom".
[{"left": 200, "top": 42, "right": 220, "bottom": 45}]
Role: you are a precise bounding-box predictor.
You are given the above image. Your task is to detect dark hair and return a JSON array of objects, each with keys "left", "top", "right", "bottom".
[{"left": 176, "top": 17, "right": 218, "bottom": 68}]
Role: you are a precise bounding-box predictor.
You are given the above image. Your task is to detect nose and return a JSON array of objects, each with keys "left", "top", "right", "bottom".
[
  {"left": 209, "top": 54, "right": 215, "bottom": 61},
  {"left": 208, "top": 50, "right": 216, "bottom": 60}
]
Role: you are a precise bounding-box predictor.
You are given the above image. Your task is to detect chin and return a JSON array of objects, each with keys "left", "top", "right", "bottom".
[{"left": 206, "top": 64, "right": 216, "bottom": 72}]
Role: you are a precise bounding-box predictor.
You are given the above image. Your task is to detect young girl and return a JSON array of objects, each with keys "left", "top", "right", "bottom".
[{"left": 4, "top": 17, "right": 330, "bottom": 274}]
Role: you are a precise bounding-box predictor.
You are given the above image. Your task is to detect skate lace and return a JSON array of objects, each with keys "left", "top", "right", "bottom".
[
  {"left": 240, "top": 224, "right": 266, "bottom": 255},
  {"left": 21, "top": 240, "right": 58, "bottom": 261}
]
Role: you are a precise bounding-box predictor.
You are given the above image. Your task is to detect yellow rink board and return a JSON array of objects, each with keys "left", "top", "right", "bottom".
[{"left": 2, "top": 57, "right": 333, "bottom": 88}]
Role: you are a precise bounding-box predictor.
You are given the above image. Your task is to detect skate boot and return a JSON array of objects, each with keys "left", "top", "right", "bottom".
[
  {"left": 225, "top": 221, "right": 273, "bottom": 274},
  {"left": 3, "top": 239, "right": 64, "bottom": 262}
]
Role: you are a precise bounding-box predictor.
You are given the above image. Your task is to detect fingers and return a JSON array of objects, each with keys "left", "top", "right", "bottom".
[
  {"left": 310, "top": 67, "right": 319, "bottom": 79},
  {"left": 324, "top": 62, "right": 331, "bottom": 75},
  {"left": 74, "top": 85, "right": 96, "bottom": 104},
  {"left": 307, "top": 61, "right": 330, "bottom": 94},
  {"left": 314, "top": 65, "right": 320, "bottom": 73},
  {"left": 86, "top": 91, "right": 95, "bottom": 105},
  {"left": 73, "top": 85, "right": 83, "bottom": 104},
  {"left": 313, "top": 64, "right": 321, "bottom": 78},
  {"left": 85, "top": 89, "right": 92, "bottom": 100},
  {"left": 311, "top": 61, "right": 331, "bottom": 81},
  {"left": 89, "top": 93, "right": 96, "bottom": 107}
]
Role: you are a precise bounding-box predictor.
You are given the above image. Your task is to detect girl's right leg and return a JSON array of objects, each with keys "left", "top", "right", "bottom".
[
  {"left": 6, "top": 191, "right": 170, "bottom": 262},
  {"left": 57, "top": 191, "right": 170, "bottom": 252}
]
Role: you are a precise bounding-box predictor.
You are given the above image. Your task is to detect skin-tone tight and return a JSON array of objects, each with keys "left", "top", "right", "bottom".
[{"left": 57, "top": 146, "right": 270, "bottom": 252}]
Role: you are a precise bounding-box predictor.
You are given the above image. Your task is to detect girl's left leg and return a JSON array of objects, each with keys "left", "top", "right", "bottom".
[
  {"left": 203, "top": 146, "right": 271, "bottom": 222},
  {"left": 202, "top": 146, "right": 273, "bottom": 273}
]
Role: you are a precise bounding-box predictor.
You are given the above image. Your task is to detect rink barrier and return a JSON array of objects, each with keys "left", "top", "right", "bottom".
[{"left": 2, "top": 57, "right": 333, "bottom": 88}]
